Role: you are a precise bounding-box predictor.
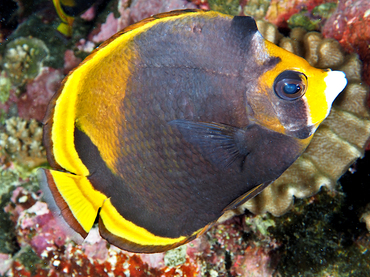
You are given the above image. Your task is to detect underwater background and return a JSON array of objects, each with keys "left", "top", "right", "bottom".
[{"left": 0, "top": 0, "right": 370, "bottom": 276}]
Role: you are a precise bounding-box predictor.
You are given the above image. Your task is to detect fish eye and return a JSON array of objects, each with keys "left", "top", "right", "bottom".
[{"left": 274, "top": 71, "right": 307, "bottom": 100}]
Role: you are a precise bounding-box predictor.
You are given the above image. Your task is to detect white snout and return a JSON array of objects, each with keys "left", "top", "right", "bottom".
[{"left": 324, "top": 70, "right": 347, "bottom": 108}]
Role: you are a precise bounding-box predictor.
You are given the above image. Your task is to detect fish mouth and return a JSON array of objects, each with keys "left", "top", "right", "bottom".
[{"left": 324, "top": 70, "right": 347, "bottom": 110}]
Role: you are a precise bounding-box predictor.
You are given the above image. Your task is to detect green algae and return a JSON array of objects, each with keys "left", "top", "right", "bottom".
[
  {"left": 0, "top": 168, "right": 42, "bottom": 255},
  {"left": 0, "top": 72, "right": 11, "bottom": 104},
  {"left": 312, "top": 3, "right": 337, "bottom": 19},
  {"left": 16, "top": 246, "right": 48, "bottom": 275},
  {"left": 0, "top": 181, "right": 19, "bottom": 255},
  {"left": 208, "top": 0, "right": 240, "bottom": 16},
  {"left": 287, "top": 3, "right": 337, "bottom": 32},
  {"left": 164, "top": 245, "right": 187, "bottom": 267},
  {"left": 270, "top": 186, "right": 370, "bottom": 276},
  {"left": 287, "top": 13, "right": 321, "bottom": 31},
  {"left": 245, "top": 213, "right": 276, "bottom": 237},
  {"left": 243, "top": 0, "right": 271, "bottom": 19}
]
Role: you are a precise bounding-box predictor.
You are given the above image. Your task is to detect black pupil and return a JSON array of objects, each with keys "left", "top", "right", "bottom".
[{"left": 283, "top": 83, "right": 300, "bottom": 94}]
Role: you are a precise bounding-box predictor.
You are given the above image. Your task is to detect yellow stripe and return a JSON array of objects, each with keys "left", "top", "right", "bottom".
[
  {"left": 57, "top": 22, "right": 73, "bottom": 37},
  {"left": 53, "top": 0, "right": 74, "bottom": 25},
  {"left": 100, "top": 198, "right": 193, "bottom": 246},
  {"left": 263, "top": 40, "right": 329, "bottom": 126},
  {"left": 52, "top": 77, "right": 89, "bottom": 175},
  {"left": 50, "top": 169, "right": 198, "bottom": 246},
  {"left": 50, "top": 170, "right": 107, "bottom": 233},
  {"left": 60, "top": 0, "right": 76, "bottom": 8}
]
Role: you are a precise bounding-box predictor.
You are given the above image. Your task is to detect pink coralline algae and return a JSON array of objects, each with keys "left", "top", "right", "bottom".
[
  {"left": 17, "top": 202, "right": 67, "bottom": 256},
  {"left": 91, "top": 0, "right": 198, "bottom": 43},
  {"left": 92, "top": 13, "right": 123, "bottom": 43},
  {"left": 2, "top": 186, "right": 282, "bottom": 276},
  {"left": 63, "top": 50, "right": 82, "bottom": 75},
  {"left": 4, "top": 186, "right": 39, "bottom": 224},
  {"left": 322, "top": 0, "right": 370, "bottom": 86},
  {"left": 3, "top": 187, "right": 202, "bottom": 276},
  {"left": 129, "top": 0, "right": 198, "bottom": 22},
  {"left": 16, "top": 67, "right": 63, "bottom": 121},
  {"left": 265, "top": 0, "right": 337, "bottom": 28},
  {"left": 230, "top": 246, "right": 275, "bottom": 277}
]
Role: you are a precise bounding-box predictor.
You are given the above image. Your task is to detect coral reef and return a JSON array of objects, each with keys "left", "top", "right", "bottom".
[
  {"left": 2, "top": 188, "right": 202, "bottom": 276},
  {"left": 0, "top": 117, "right": 46, "bottom": 169},
  {"left": 265, "top": 0, "right": 337, "bottom": 28},
  {"left": 322, "top": 0, "right": 370, "bottom": 86},
  {"left": 271, "top": 187, "right": 370, "bottom": 276},
  {"left": 16, "top": 67, "right": 63, "bottom": 121},
  {"left": 0, "top": 67, "right": 62, "bottom": 122},
  {"left": 255, "top": 20, "right": 283, "bottom": 44},
  {"left": 90, "top": 0, "right": 198, "bottom": 43},
  {"left": 285, "top": 3, "right": 337, "bottom": 31},
  {"left": 207, "top": 0, "right": 240, "bottom": 15},
  {"left": 63, "top": 50, "right": 82, "bottom": 75},
  {"left": 129, "top": 0, "right": 198, "bottom": 22},
  {"left": 361, "top": 204, "right": 370, "bottom": 232},
  {"left": 0, "top": 72, "right": 11, "bottom": 104},
  {"left": 1, "top": 0, "right": 370, "bottom": 276},
  {"left": 243, "top": 0, "right": 272, "bottom": 19},
  {"left": 0, "top": 165, "right": 41, "bottom": 262},
  {"left": 2, "top": 37, "right": 49, "bottom": 88}
]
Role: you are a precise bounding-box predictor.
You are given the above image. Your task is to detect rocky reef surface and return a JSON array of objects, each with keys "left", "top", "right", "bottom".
[{"left": 0, "top": 0, "right": 370, "bottom": 276}]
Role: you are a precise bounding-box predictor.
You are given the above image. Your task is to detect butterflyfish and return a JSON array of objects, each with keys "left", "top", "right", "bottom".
[
  {"left": 53, "top": 0, "right": 98, "bottom": 37},
  {"left": 39, "top": 9, "right": 347, "bottom": 253}
]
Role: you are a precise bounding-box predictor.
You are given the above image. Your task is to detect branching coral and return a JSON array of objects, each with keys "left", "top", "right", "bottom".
[
  {"left": 235, "top": 26, "right": 370, "bottom": 217},
  {"left": 0, "top": 117, "right": 46, "bottom": 169},
  {"left": 3, "top": 37, "right": 49, "bottom": 88}
]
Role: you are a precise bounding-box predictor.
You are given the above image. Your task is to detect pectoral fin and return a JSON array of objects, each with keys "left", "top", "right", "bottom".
[{"left": 169, "top": 120, "right": 249, "bottom": 169}]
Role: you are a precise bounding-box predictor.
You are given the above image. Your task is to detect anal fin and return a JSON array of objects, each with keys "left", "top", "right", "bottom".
[{"left": 38, "top": 168, "right": 107, "bottom": 238}]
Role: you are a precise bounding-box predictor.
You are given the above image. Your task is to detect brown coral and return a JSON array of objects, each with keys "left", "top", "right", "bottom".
[
  {"left": 0, "top": 117, "right": 46, "bottom": 169},
  {"left": 255, "top": 20, "right": 282, "bottom": 44},
  {"left": 235, "top": 28, "right": 370, "bottom": 217}
]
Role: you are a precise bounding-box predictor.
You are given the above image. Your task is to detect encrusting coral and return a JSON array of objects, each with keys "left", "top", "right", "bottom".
[
  {"left": 3, "top": 37, "right": 49, "bottom": 88},
  {"left": 230, "top": 24, "right": 370, "bottom": 217},
  {"left": 0, "top": 117, "right": 46, "bottom": 169}
]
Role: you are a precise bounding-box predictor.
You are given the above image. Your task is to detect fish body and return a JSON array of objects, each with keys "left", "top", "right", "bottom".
[{"left": 40, "top": 10, "right": 347, "bottom": 253}]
